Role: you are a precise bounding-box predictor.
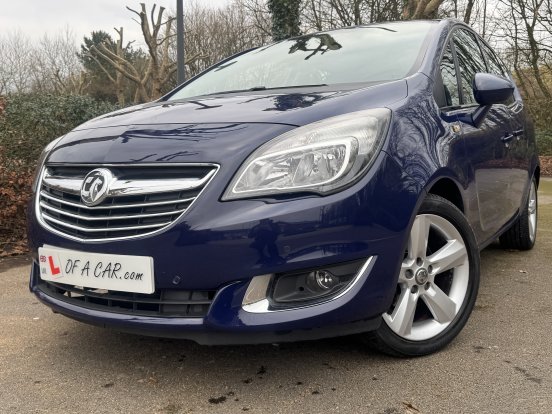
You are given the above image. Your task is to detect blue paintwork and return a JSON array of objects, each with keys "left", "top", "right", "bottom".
[{"left": 27, "top": 19, "right": 539, "bottom": 343}]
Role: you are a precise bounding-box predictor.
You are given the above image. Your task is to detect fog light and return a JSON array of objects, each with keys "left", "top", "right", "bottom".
[{"left": 307, "top": 270, "right": 339, "bottom": 290}]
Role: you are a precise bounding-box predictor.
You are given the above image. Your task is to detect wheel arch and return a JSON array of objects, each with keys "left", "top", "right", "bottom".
[
  {"left": 534, "top": 165, "right": 540, "bottom": 188},
  {"left": 424, "top": 175, "right": 466, "bottom": 214}
]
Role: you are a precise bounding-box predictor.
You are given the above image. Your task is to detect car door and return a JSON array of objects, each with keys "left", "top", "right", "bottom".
[
  {"left": 478, "top": 39, "right": 529, "bottom": 215},
  {"left": 451, "top": 28, "right": 516, "bottom": 240}
]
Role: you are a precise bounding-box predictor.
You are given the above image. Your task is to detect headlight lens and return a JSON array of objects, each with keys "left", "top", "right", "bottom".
[
  {"left": 32, "top": 136, "right": 63, "bottom": 192},
  {"left": 222, "top": 108, "right": 390, "bottom": 200}
]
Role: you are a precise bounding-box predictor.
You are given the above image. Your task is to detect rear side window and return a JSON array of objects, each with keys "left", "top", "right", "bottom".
[
  {"left": 452, "top": 29, "right": 487, "bottom": 105},
  {"left": 480, "top": 41, "right": 506, "bottom": 77},
  {"left": 440, "top": 43, "right": 460, "bottom": 107}
]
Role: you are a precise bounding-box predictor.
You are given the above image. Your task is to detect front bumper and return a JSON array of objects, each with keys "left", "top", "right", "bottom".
[
  {"left": 28, "top": 152, "right": 420, "bottom": 344},
  {"left": 30, "top": 259, "right": 383, "bottom": 344}
]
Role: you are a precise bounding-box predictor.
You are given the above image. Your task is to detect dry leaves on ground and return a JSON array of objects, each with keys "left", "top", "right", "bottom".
[{"left": 539, "top": 156, "right": 552, "bottom": 177}]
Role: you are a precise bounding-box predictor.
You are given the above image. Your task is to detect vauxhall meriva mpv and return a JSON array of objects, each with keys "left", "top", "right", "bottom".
[{"left": 28, "top": 19, "right": 539, "bottom": 356}]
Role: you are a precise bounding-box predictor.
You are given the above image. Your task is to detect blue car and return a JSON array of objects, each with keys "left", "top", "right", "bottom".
[{"left": 28, "top": 19, "right": 539, "bottom": 356}]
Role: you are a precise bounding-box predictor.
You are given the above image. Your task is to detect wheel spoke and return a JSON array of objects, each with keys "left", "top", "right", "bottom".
[
  {"left": 528, "top": 200, "right": 537, "bottom": 215},
  {"left": 422, "top": 284, "right": 457, "bottom": 324},
  {"left": 398, "top": 263, "right": 411, "bottom": 283},
  {"left": 528, "top": 183, "right": 537, "bottom": 241},
  {"left": 408, "top": 215, "right": 430, "bottom": 260},
  {"left": 427, "top": 239, "right": 466, "bottom": 274},
  {"left": 528, "top": 184, "right": 537, "bottom": 214},
  {"left": 385, "top": 288, "right": 418, "bottom": 336}
]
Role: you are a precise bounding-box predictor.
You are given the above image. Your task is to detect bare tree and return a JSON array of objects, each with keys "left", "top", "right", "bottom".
[
  {"left": 182, "top": 1, "right": 271, "bottom": 77},
  {"left": 237, "top": 0, "right": 272, "bottom": 37},
  {"left": 0, "top": 29, "right": 85, "bottom": 95},
  {"left": 81, "top": 28, "right": 133, "bottom": 105},
  {"left": 32, "top": 28, "right": 87, "bottom": 95},
  {"left": 491, "top": 0, "right": 551, "bottom": 98},
  {"left": 0, "top": 31, "right": 34, "bottom": 94},
  {"left": 89, "top": 3, "right": 202, "bottom": 102},
  {"left": 516, "top": 0, "right": 550, "bottom": 98}
]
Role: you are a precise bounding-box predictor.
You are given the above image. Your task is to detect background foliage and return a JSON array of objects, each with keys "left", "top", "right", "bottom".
[
  {"left": 0, "top": 94, "right": 118, "bottom": 165},
  {"left": 0, "top": 94, "right": 118, "bottom": 255}
]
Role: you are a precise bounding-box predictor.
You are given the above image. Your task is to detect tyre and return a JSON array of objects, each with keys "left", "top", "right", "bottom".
[
  {"left": 499, "top": 178, "right": 537, "bottom": 251},
  {"left": 369, "top": 194, "right": 480, "bottom": 357}
]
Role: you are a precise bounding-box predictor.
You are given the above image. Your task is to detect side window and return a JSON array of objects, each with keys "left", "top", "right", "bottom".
[
  {"left": 440, "top": 43, "right": 460, "bottom": 107},
  {"left": 452, "top": 29, "right": 487, "bottom": 105},
  {"left": 480, "top": 41, "right": 506, "bottom": 77}
]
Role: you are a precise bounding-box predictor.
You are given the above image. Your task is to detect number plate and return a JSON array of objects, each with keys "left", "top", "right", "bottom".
[{"left": 38, "top": 246, "right": 155, "bottom": 294}]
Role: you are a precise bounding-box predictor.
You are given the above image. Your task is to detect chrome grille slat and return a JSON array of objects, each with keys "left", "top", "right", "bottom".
[
  {"left": 39, "top": 201, "right": 186, "bottom": 221},
  {"left": 107, "top": 170, "right": 215, "bottom": 196},
  {"left": 42, "top": 176, "right": 81, "bottom": 194},
  {"left": 37, "top": 164, "right": 218, "bottom": 241},
  {"left": 39, "top": 191, "right": 195, "bottom": 210},
  {"left": 42, "top": 212, "right": 171, "bottom": 232},
  {"left": 42, "top": 168, "right": 215, "bottom": 197}
]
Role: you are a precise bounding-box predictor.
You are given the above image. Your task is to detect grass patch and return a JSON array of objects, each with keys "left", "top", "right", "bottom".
[{"left": 539, "top": 177, "right": 552, "bottom": 192}]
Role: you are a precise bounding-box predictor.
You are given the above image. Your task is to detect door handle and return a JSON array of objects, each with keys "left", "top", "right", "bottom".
[{"left": 501, "top": 133, "right": 514, "bottom": 143}]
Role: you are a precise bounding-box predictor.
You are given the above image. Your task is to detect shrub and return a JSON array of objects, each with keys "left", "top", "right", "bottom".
[
  {"left": 536, "top": 130, "right": 552, "bottom": 156},
  {"left": 0, "top": 93, "right": 117, "bottom": 256},
  {"left": 0, "top": 148, "right": 34, "bottom": 256},
  {"left": 525, "top": 97, "right": 552, "bottom": 156},
  {"left": 0, "top": 93, "right": 118, "bottom": 167}
]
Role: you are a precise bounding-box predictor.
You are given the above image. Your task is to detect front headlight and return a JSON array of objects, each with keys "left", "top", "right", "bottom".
[
  {"left": 222, "top": 108, "right": 391, "bottom": 200},
  {"left": 32, "top": 136, "right": 63, "bottom": 192}
]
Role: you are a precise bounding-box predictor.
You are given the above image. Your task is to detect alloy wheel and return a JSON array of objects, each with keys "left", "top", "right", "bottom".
[
  {"left": 383, "top": 214, "right": 470, "bottom": 341},
  {"left": 528, "top": 181, "right": 537, "bottom": 243}
]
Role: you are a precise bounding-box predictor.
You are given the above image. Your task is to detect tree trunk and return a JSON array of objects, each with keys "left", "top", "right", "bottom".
[
  {"left": 114, "top": 28, "right": 126, "bottom": 106},
  {"left": 267, "top": 0, "right": 302, "bottom": 41},
  {"left": 403, "top": 0, "right": 444, "bottom": 19},
  {"left": 463, "top": 0, "right": 475, "bottom": 24}
]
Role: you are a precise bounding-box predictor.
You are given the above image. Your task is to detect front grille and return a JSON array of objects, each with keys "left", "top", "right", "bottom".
[
  {"left": 38, "top": 279, "right": 215, "bottom": 318},
  {"left": 37, "top": 164, "right": 218, "bottom": 241}
]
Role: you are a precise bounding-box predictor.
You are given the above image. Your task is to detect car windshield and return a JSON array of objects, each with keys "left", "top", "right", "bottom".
[{"left": 167, "top": 21, "right": 435, "bottom": 101}]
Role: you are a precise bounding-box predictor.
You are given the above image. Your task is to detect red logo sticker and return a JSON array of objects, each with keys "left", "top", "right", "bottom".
[{"left": 48, "top": 256, "right": 61, "bottom": 275}]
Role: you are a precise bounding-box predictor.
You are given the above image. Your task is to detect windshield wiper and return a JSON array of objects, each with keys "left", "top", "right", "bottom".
[
  {"left": 260, "top": 84, "right": 328, "bottom": 91},
  {"left": 203, "top": 84, "right": 328, "bottom": 97}
]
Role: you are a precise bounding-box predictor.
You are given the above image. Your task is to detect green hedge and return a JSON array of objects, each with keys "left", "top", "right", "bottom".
[
  {"left": 0, "top": 93, "right": 118, "bottom": 255},
  {"left": 0, "top": 93, "right": 118, "bottom": 167},
  {"left": 526, "top": 97, "right": 552, "bottom": 156},
  {"left": 536, "top": 130, "right": 552, "bottom": 156}
]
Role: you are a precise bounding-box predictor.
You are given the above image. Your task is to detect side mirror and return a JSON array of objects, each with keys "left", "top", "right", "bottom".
[
  {"left": 473, "top": 72, "right": 515, "bottom": 105},
  {"left": 467, "top": 73, "right": 515, "bottom": 127}
]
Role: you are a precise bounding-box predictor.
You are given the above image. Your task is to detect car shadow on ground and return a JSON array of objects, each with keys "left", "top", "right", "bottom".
[{"left": 35, "top": 320, "right": 414, "bottom": 407}]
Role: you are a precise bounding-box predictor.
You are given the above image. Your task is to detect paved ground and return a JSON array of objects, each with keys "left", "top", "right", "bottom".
[{"left": 1, "top": 179, "right": 551, "bottom": 414}]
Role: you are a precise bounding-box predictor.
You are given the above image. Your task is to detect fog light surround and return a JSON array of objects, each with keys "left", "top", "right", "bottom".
[
  {"left": 242, "top": 274, "right": 272, "bottom": 306},
  {"left": 268, "top": 259, "right": 367, "bottom": 308},
  {"left": 242, "top": 257, "right": 374, "bottom": 313}
]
